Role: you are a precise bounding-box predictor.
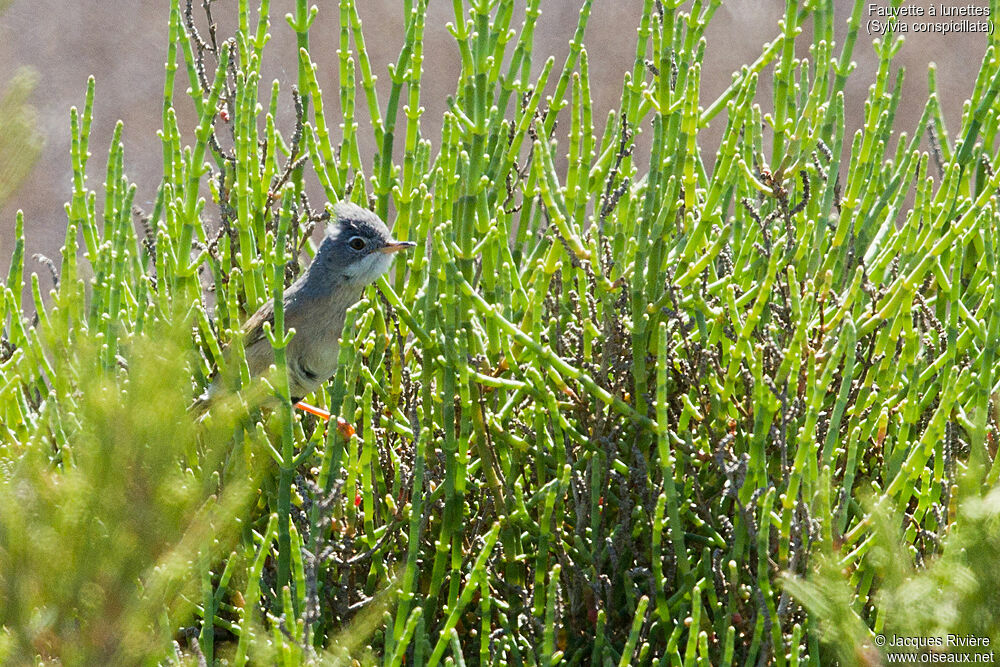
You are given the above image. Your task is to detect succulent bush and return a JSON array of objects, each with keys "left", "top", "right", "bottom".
[
  {"left": 0, "top": 0, "right": 43, "bottom": 215},
  {"left": 3, "top": 0, "right": 1000, "bottom": 664}
]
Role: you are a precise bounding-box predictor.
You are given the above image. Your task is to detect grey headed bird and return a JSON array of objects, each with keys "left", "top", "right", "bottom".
[{"left": 193, "top": 201, "right": 415, "bottom": 414}]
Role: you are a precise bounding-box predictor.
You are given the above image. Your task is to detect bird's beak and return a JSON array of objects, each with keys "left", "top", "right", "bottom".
[{"left": 379, "top": 241, "right": 417, "bottom": 254}]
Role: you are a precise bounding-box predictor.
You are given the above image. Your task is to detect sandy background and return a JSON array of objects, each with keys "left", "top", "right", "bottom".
[{"left": 0, "top": 1, "right": 990, "bottom": 284}]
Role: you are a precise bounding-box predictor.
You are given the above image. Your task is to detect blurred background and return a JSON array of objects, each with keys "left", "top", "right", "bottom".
[{"left": 0, "top": 0, "right": 989, "bottom": 283}]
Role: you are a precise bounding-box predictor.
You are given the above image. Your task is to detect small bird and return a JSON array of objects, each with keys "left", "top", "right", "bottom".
[{"left": 193, "top": 201, "right": 415, "bottom": 414}]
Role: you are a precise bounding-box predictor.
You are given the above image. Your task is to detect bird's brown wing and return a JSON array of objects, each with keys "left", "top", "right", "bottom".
[
  {"left": 192, "top": 298, "right": 282, "bottom": 414},
  {"left": 241, "top": 298, "right": 276, "bottom": 348}
]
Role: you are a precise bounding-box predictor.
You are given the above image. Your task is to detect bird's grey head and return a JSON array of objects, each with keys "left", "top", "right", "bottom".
[{"left": 308, "top": 201, "right": 415, "bottom": 290}]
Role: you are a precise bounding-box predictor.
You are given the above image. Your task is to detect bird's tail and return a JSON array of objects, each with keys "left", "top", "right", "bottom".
[
  {"left": 188, "top": 383, "right": 219, "bottom": 418},
  {"left": 188, "top": 380, "right": 332, "bottom": 421}
]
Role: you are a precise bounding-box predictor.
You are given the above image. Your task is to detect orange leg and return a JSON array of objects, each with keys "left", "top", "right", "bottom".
[
  {"left": 294, "top": 403, "right": 354, "bottom": 441},
  {"left": 295, "top": 401, "right": 331, "bottom": 421}
]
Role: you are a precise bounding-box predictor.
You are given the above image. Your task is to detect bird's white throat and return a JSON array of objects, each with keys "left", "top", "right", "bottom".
[{"left": 344, "top": 251, "right": 395, "bottom": 285}]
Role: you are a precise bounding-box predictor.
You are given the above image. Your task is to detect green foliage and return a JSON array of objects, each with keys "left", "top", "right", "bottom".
[
  {"left": 786, "top": 486, "right": 1000, "bottom": 665},
  {"left": 0, "top": 326, "right": 252, "bottom": 663},
  {"left": 0, "top": 68, "right": 43, "bottom": 212},
  {"left": 0, "top": 0, "right": 42, "bottom": 213},
  {"left": 2, "top": 0, "right": 1000, "bottom": 664}
]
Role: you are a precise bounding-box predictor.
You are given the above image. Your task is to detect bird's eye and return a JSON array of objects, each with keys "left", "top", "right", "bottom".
[{"left": 348, "top": 236, "right": 366, "bottom": 251}]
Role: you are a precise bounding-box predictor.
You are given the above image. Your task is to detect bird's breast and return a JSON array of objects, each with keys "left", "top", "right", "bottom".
[{"left": 284, "top": 288, "right": 357, "bottom": 396}]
